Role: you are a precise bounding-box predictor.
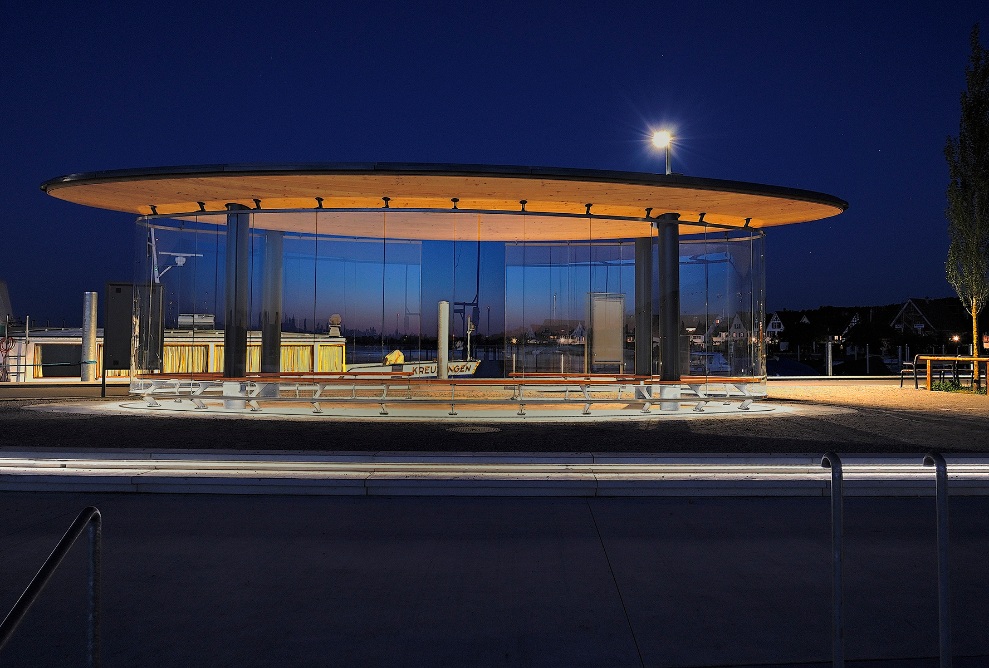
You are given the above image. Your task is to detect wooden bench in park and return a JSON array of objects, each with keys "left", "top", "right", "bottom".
[{"left": 900, "top": 355, "right": 989, "bottom": 390}]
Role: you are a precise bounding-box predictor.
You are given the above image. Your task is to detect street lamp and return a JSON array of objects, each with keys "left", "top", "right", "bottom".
[{"left": 651, "top": 130, "right": 673, "bottom": 175}]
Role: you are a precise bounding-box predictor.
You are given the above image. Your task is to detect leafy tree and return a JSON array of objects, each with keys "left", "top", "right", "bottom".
[{"left": 946, "top": 25, "right": 989, "bottom": 355}]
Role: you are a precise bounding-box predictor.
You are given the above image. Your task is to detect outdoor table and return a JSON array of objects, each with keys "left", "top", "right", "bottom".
[{"left": 913, "top": 355, "right": 989, "bottom": 390}]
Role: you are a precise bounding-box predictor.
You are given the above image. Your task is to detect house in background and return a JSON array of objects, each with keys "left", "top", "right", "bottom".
[
  {"left": 766, "top": 313, "right": 784, "bottom": 341},
  {"left": 768, "top": 296, "right": 989, "bottom": 365},
  {"left": 890, "top": 299, "right": 936, "bottom": 336},
  {"left": 728, "top": 313, "right": 749, "bottom": 340}
]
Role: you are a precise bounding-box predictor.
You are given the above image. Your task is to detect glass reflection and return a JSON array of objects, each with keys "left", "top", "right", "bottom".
[{"left": 131, "top": 211, "right": 765, "bottom": 393}]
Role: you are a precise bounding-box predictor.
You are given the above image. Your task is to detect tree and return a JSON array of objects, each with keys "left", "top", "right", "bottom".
[{"left": 946, "top": 25, "right": 989, "bottom": 356}]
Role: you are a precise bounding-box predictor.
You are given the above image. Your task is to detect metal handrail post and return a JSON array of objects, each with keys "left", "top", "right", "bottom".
[
  {"left": 821, "top": 452, "right": 844, "bottom": 668},
  {"left": 88, "top": 514, "right": 102, "bottom": 666},
  {"left": 924, "top": 453, "right": 951, "bottom": 668},
  {"left": 0, "top": 507, "right": 102, "bottom": 667}
]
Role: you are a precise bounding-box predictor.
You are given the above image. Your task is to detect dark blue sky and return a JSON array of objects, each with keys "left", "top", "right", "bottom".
[{"left": 1, "top": 1, "right": 986, "bottom": 324}]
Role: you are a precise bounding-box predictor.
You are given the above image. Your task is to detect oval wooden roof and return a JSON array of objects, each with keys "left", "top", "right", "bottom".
[{"left": 41, "top": 163, "right": 846, "bottom": 239}]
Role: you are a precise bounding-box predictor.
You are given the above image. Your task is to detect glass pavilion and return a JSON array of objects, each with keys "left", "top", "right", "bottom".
[{"left": 41, "top": 163, "right": 846, "bottom": 408}]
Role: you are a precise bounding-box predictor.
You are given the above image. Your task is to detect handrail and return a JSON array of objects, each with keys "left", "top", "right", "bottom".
[
  {"left": 821, "top": 453, "right": 844, "bottom": 668},
  {"left": 0, "top": 507, "right": 102, "bottom": 667},
  {"left": 924, "top": 453, "right": 951, "bottom": 668}
]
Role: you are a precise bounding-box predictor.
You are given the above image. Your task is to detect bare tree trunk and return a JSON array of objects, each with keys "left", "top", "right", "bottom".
[{"left": 974, "top": 297, "right": 980, "bottom": 356}]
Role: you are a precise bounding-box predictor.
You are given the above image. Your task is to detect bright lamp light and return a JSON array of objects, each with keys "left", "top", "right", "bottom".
[{"left": 651, "top": 130, "right": 672, "bottom": 149}]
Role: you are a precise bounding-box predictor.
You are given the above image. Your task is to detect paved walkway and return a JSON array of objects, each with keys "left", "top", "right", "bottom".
[
  {"left": 1, "top": 381, "right": 988, "bottom": 665},
  {"left": 4, "top": 378, "right": 989, "bottom": 456},
  {"left": 1, "top": 491, "right": 986, "bottom": 667}
]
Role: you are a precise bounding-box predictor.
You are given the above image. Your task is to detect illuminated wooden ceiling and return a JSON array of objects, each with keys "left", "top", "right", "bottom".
[{"left": 41, "top": 163, "right": 847, "bottom": 240}]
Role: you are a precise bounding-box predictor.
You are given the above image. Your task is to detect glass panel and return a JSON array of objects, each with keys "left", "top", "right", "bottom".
[
  {"left": 383, "top": 236, "right": 422, "bottom": 363},
  {"left": 679, "top": 227, "right": 766, "bottom": 389},
  {"left": 681, "top": 231, "right": 721, "bottom": 377},
  {"left": 505, "top": 226, "right": 598, "bottom": 375},
  {"left": 129, "top": 209, "right": 766, "bottom": 393}
]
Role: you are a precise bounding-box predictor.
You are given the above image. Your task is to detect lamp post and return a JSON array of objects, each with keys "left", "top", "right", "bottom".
[{"left": 652, "top": 130, "right": 673, "bottom": 175}]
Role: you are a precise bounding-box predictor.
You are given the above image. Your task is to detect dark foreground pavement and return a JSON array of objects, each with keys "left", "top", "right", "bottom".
[
  {"left": 0, "top": 393, "right": 988, "bottom": 455},
  {"left": 1, "top": 492, "right": 988, "bottom": 667}
]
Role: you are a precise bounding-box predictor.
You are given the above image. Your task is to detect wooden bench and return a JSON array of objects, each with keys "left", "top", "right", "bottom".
[{"left": 901, "top": 355, "right": 989, "bottom": 390}]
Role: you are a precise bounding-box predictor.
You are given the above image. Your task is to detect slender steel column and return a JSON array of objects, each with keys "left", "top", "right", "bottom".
[
  {"left": 224, "top": 203, "right": 251, "bottom": 378},
  {"left": 260, "top": 230, "right": 284, "bottom": 373},
  {"left": 634, "top": 235, "right": 653, "bottom": 376},
  {"left": 657, "top": 213, "right": 681, "bottom": 382}
]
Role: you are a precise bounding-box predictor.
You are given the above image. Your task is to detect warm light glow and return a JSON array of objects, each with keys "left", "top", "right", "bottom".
[{"left": 651, "top": 130, "right": 672, "bottom": 149}]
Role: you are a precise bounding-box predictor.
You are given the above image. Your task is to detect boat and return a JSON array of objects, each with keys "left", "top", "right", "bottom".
[{"left": 345, "top": 359, "right": 480, "bottom": 378}]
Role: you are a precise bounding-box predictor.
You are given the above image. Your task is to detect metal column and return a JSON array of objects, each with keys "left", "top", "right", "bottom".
[
  {"left": 657, "top": 213, "right": 681, "bottom": 382},
  {"left": 634, "top": 235, "right": 653, "bottom": 376},
  {"left": 223, "top": 203, "right": 251, "bottom": 378},
  {"left": 260, "top": 230, "right": 283, "bottom": 374}
]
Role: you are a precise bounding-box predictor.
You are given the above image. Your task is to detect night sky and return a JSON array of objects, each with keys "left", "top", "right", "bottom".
[{"left": 1, "top": 2, "right": 986, "bottom": 325}]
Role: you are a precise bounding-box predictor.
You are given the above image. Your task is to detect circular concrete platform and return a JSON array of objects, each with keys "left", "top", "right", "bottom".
[{"left": 27, "top": 398, "right": 788, "bottom": 422}]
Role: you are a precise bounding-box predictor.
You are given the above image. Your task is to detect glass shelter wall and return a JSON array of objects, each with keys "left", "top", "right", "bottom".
[
  {"left": 679, "top": 230, "right": 766, "bottom": 378},
  {"left": 131, "top": 210, "right": 765, "bottom": 391}
]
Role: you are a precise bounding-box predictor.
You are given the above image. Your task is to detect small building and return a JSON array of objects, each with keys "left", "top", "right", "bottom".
[{"left": 40, "top": 162, "right": 845, "bottom": 399}]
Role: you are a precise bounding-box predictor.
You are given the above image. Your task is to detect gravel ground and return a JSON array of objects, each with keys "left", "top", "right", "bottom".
[{"left": 0, "top": 380, "right": 985, "bottom": 454}]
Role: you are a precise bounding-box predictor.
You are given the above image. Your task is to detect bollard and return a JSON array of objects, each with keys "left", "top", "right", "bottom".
[
  {"left": 437, "top": 301, "right": 449, "bottom": 380},
  {"left": 81, "top": 292, "right": 98, "bottom": 382},
  {"left": 924, "top": 452, "right": 951, "bottom": 668},
  {"left": 821, "top": 452, "right": 844, "bottom": 668}
]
